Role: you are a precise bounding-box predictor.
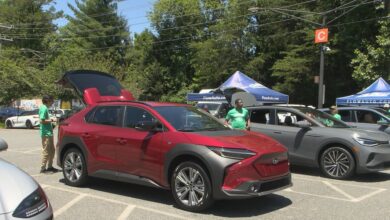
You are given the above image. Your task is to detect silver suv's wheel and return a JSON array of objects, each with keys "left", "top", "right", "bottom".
[
  {"left": 320, "top": 147, "right": 355, "bottom": 179},
  {"left": 171, "top": 161, "right": 213, "bottom": 212},
  {"left": 62, "top": 148, "right": 88, "bottom": 186}
]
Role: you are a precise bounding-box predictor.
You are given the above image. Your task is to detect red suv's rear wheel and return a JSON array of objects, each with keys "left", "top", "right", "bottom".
[
  {"left": 62, "top": 148, "right": 88, "bottom": 186},
  {"left": 171, "top": 161, "right": 214, "bottom": 212}
]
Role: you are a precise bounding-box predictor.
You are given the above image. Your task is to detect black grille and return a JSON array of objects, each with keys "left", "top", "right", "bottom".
[{"left": 260, "top": 176, "right": 291, "bottom": 192}]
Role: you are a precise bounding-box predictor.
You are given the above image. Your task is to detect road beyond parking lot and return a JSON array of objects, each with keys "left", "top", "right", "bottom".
[{"left": 1, "top": 129, "right": 390, "bottom": 220}]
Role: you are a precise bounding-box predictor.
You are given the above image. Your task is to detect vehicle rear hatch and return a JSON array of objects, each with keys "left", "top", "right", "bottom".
[{"left": 57, "top": 70, "right": 134, "bottom": 105}]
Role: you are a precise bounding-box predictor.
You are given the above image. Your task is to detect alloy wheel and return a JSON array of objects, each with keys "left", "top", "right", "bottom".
[
  {"left": 174, "top": 167, "right": 206, "bottom": 207},
  {"left": 64, "top": 152, "right": 84, "bottom": 183},
  {"left": 322, "top": 148, "right": 351, "bottom": 178}
]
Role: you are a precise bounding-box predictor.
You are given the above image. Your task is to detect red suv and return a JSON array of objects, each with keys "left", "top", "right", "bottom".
[{"left": 56, "top": 70, "right": 292, "bottom": 211}]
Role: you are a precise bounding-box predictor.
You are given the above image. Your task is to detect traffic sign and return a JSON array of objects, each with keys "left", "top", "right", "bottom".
[{"left": 315, "top": 28, "right": 328, "bottom": 43}]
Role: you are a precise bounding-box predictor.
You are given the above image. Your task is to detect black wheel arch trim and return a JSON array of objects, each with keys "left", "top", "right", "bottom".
[
  {"left": 57, "top": 136, "right": 89, "bottom": 167},
  {"left": 164, "top": 143, "right": 239, "bottom": 200}
]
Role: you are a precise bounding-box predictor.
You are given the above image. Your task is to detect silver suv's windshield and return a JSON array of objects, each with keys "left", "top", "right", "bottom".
[
  {"left": 295, "top": 107, "right": 350, "bottom": 128},
  {"left": 154, "top": 106, "right": 229, "bottom": 132}
]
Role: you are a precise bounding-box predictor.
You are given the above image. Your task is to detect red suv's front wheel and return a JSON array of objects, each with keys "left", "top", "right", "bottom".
[{"left": 171, "top": 161, "right": 214, "bottom": 212}]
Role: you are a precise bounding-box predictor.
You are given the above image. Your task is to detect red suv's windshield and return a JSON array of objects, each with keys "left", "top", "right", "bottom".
[{"left": 154, "top": 106, "right": 229, "bottom": 132}]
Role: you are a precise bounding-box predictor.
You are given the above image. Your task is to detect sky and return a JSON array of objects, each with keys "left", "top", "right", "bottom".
[{"left": 52, "top": 0, "right": 156, "bottom": 35}]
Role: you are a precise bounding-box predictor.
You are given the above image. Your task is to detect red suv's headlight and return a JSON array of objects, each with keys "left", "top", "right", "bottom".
[{"left": 207, "top": 147, "right": 256, "bottom": 160}]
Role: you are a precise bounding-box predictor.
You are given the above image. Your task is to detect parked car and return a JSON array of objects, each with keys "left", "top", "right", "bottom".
[
  {"left": 319, "top": 107, "right": 390, "bottom": 134},
  {"left": 0, "top": 138, "right": 53, "bottom": 219},
  {"left": 0, "top": 107, "right": 22, "bottom": 121},
  {"left": 5, "top": 109, "right": 57, "bottom": 129},
  {"left": 49, "top": 109, "right": 71, "bottom": 119},
  {"left": 247, "top": 105, "right": 390, "bottom": 180},
  {"left": 56, "top": 70, "right": 292, "bottom": 212}
]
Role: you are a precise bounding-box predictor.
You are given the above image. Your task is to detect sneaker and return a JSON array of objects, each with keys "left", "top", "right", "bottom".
[
  {"left": 40, "top": 168, "right": 46, "bottom": 173},
  {"left": 46, "top": 167, "right": 60, "bottom": 173}
]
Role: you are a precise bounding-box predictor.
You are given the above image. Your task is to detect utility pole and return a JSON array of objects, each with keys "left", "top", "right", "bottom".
[{"left": 318, "top": 16, "right": 326, "bottom": 109}]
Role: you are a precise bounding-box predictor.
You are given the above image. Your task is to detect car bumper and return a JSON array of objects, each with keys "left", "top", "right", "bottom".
[
  {"left": 357, "top": 144, "right": 390, "bottom": 173},
  {"left": 221, "top": 174, "right": 292, "bottom": 198}
]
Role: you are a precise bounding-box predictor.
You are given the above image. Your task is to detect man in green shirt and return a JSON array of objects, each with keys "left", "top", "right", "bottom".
[
  {"left": 225, "top": 99, "right": 250, "bottom": 130},
  {"left": 39, "top": 95, "right": 58, "bottom": 173},
  {"left": 329, "top": 105, "right": 341, "bottom": 120}
]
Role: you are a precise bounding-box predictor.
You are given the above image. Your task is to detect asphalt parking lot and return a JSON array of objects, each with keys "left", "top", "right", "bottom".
[{"left": 1, "top": 128, "right": 390, "bottom": 220}]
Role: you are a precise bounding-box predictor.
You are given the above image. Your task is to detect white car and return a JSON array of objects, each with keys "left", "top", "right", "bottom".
[
  {"left": 5, "top": 110, "right": 56, "bottom": 129},
  {"left": 0, "top": 138, "right": 53, "bottom": 219}
]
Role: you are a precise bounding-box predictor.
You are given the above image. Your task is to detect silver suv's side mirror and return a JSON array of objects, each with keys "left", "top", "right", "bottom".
[{"left": 0, "top": 138, "right": 8, "bottom": 152}]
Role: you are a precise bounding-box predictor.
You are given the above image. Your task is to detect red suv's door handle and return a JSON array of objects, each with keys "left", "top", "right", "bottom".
[{"left": 116, "top": 138, "right": 127, "bottom": 144}]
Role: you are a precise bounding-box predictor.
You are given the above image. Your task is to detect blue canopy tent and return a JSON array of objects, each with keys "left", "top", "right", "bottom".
[
  {"left": 187, "top": 71, "right": 289, "bottom": 104},
  {"left": 186, "top": 93, "right": 227, "bottom": 102},
  {"left": 336, "top": 77, "right": 390, "bottom": 106},
  {"left": 218, "top": 71, "right": 289, "bottom": 104}
]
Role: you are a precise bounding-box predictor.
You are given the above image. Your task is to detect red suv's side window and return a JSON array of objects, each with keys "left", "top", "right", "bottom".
[
  {"left": 124, "top": 106, "right": 156, "bottom": 129},
  {"left": 90, "top": 106, "right": 122, "bottom": 126}
]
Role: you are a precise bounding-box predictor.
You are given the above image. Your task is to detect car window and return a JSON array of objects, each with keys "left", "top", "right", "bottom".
[
  {"left": 338, "top": 110, "right": 352, "bottom": 122},
  {"left": 124, "top": 106, "right": 156, "bottom": 129},
  {"left": 91, "top": 106, "right": 122, "bottom": 126},
  {"left": 356, "top": 110, "right": 383, "bottom": 124},
  {"left": 250, "top": 109, "right": 273, "bottom": 124},
  {"left": 276, "top": 110, "right": 306, "bottom": 127},
  {"left": 154, "top": 106, "right": 229, "bottom": 132}
]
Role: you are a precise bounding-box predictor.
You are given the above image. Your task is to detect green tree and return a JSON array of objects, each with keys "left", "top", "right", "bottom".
[
  {"left": 63, "top": 0, "right": 131, "bottom": 65},
  {"left": 351, "top": 18, "right": 390, "bottom": 87}
]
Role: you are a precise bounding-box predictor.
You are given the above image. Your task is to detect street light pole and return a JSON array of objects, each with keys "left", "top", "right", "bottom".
[{"left": 318, "top": 16, "right": 326, "bottom": 109}]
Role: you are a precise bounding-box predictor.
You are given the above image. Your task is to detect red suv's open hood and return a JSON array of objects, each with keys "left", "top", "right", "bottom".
[{"left": 57, "top": 70, "right": 134, "bottom": 105}]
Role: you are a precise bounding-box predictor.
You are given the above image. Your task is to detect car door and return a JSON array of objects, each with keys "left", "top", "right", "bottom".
[
  {"left": 249, "top": 108, "right": 281, "bottom": 138},
  {"left": 116, "top": 106, "right": 164, "bottom": 180},
  {"left": 337, "top": 109, "right": 359, "bottom": 127},
  {"left": 354, "top": 109, "right": 390, "bottom": 133},
  {"left": 83, "top": 105, "right": 124, "bottom": 172},
  {"left": 273, "top": 109, "right": 322, "bottom": 166}
]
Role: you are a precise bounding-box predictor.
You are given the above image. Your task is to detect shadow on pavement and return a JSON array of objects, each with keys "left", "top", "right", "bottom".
[
  {"left": 59, "top": 177, "right": 292, "bottom": 217},
  {"left": 291, "top": 165, "right": 390, "bottom": 182}
]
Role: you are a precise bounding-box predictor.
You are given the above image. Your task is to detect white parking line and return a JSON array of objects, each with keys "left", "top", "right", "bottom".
[
  {"left": 283, "top": 188, "right": 353, "bottom": 202},
  {"left": 354, "top": 188, "right": 387, "bottom": 202},
  {"left": 117, "top": 204, "right": 136, "bottom": 220},
  {"left": 322, "top": 181, "right": 356, "bottom": 201},
  {"left": 43, "top": 184, "right": 194, "bottom": 219},
  {"left": 54, "top": 194, "right": 86, "bottom": 218},
  {"left": 294, "top": 176, "right": 387, "bottom": 190}
]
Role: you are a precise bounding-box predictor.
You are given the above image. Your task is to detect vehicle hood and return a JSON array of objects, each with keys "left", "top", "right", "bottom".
[
  {"left": 57, "top": 70, "right": 135, "bottom": 105},
  {"left": 184, "top": 129, "right": 287, "bottom": 154},
  {"left": 0, "top": 159, "right": 38, "bottom": 214}
]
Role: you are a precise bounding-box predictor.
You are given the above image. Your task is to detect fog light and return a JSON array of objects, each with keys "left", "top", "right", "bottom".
[{"left": 249, "top": 183, "right": 261, "bottom": 193}]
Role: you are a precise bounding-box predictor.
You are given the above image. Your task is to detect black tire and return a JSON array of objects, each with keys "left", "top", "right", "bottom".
[
  {"left": 171, "top": 161, "right": 214, "bottom": 212},
  {"left": 26, "top": 120, "right": 33, "bottom": 129},
  {"left": 320, "top": 146, "right": 355, "bottom": 179},
  {"left": 62, "top": 148, "right": 88, "bottom": 186},
  {"left": 5, "top": 120, "right": 12, "bottom": 129}
]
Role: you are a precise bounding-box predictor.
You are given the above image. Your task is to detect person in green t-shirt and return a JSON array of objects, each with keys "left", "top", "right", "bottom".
[
  {"left": 329, "top": 105, "right": 341, "bottom": 120},
  {"left": 39, "top": 95, "right": 59, "bottom": 173},
  {"left": 225, "top": 99, "right": 250, "bottom": 130}
]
